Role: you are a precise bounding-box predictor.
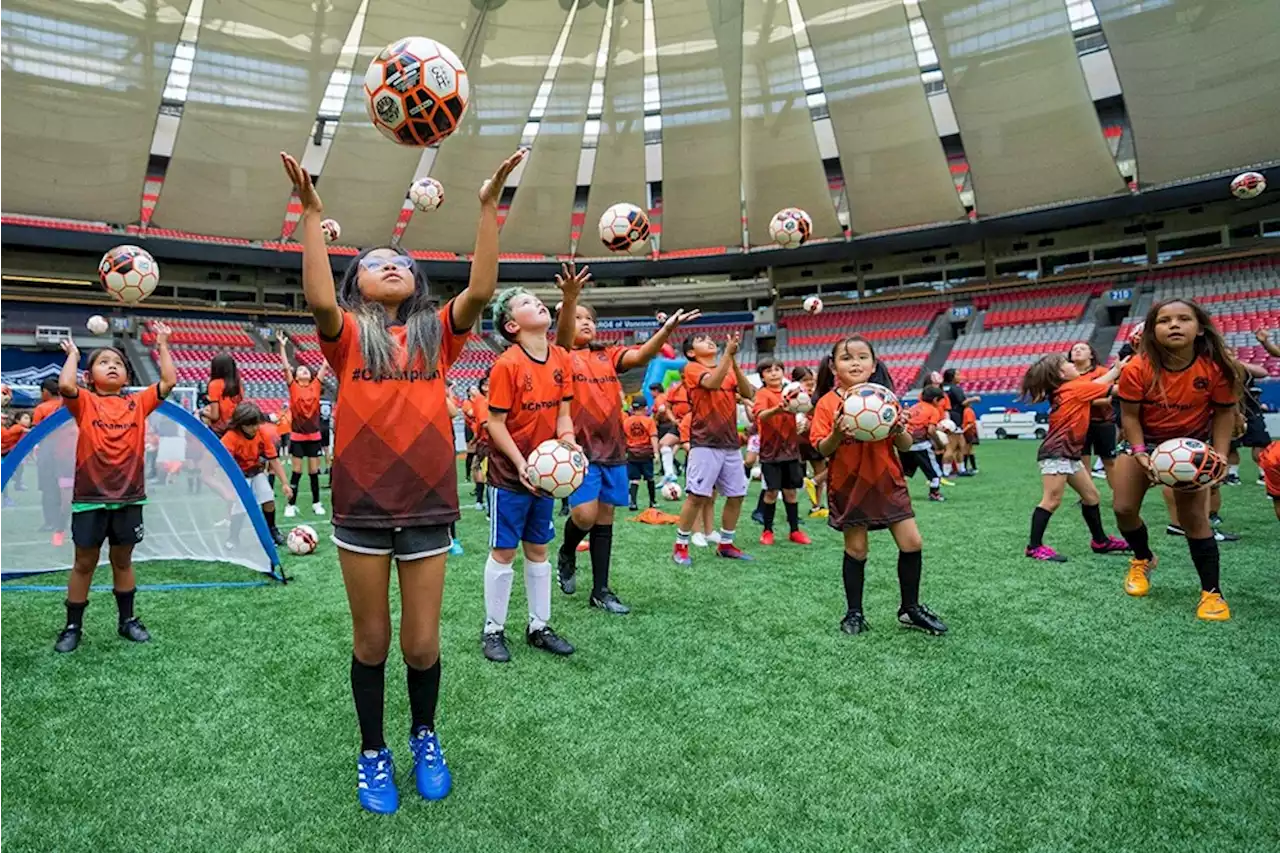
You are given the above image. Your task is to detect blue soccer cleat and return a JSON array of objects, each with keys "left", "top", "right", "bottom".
[
  {"left": 449, "top": 539, "right": 465, "bottom": 556},
  {"left": 356, "top": 747, "right": 399, "bottom": 814},
  {"left": 410, "top": 728, "right": 452, "bottom": 801}
]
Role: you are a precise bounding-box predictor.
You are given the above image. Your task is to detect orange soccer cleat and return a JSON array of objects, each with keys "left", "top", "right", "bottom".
[
  {"left": 1124, "top": 556, "right": 1156, "bottom": 597},
  {"left": 1196, "top": 591, "right": 1231, "bottom": 622}
]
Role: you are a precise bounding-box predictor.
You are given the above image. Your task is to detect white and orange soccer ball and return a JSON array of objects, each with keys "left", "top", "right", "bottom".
[
  {"left": 769, "top": 207, "right": 813, "bottom": 249},
  {"left": 87, "top": 315, "right": 109, "bottom": 335},
  {"left": 1230, "top": 171, "right": 1266, "bottom": 200},
  {"left": 364, "top": 37, "right": 469, "bottom": 147},
  {"left": 1150, "top": 437, "right": 1226, "bottom": 491},
  {"left": 528, "top": 439, "right": 588, "bottom": 498},
  {"left": 320, "top": 218, "right": 341, "bottom": 243},
  {"left": 655, "top": 311, "right": 669, "bottom": 324},
  {"left": 781, "top": 381, "right": 812, "bottom": 414},
  {"left": 287, "top": 524, "right": 319, "bottom": 555},
  {"left": 661, "top": 481, "right": 683, "bottom": 501},
  {"left": 0, "top": 384, "right": 11, "bottom": 408},
  {"left": 803, "top": 295, "right": 823, "bottom": 315},
  {"left": 99, "top": 245, "right": 159, "bottom": 305},
  {"left": 599, "top": 202, "right": 650, "bottom": 253},
  {"left": 409, "top": 176, "right": 445, "bottom": 211},
  {"left": 839, "top": 383, "right": 901, "bottom": 442}
]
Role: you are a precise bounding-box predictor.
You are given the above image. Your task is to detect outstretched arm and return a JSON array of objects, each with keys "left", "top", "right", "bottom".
[
  {"left": 280, "top": 152, "right": 342, "bottom": 338},
  {"left": 58, "top": 339, "right": 81, "bottom": 398},
  {"left": 1256, "top": 329, "right": 1280, "bottom": 359},
  {"left": 454, "top": 150, "right": 527, "bottom": 331},
  {"left": 154, "top": 322, "right": 177, "bottom": 398},
  {"left": 276, "top": 331, "right": 294, "bottom": 383},
  {"left": 619, "top": 309, "right": 702, "bottom": 371},
  {"left": 554, "top": 262, "right": 591, "bottom": 350}
]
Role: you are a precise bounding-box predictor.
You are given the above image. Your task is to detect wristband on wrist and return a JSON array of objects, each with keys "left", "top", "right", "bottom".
[{"left": 1128, "top": 443, "right": 1148, "bottom": 455}]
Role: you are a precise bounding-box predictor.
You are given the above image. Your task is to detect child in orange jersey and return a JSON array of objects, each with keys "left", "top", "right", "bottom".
[
  {"left": 899, "top": 386, "right": 946, "bottom": 502},
  {"left": 204, "top": 353, "right": 243, "bottom": 436},
  {"left": 624, "top": 399, "right": 659, "bottom": 510},
  {"left": 221, "top": 402, "right": 292, "bottom": 547},
  {"left": 1258, "top": 440, "right": 1280, "bottom": 521},
  {"left": 808, "top": 336, "right": 946, "bottom": 637},
  {"left": 961, "top": 405, "right": 979, "bottom": 473},
  {"left": 751, "top": 357, "right": 810, "bottom": 546},
  {"left": 484, "top": 286, "right": 578, "bottom": 659},
  {"left": 276, "top": 330, "right": 329, "bottom": 517},
  {"left": 281, "top": 147, "right": 523, "bottom": 812},
  {"left": 1019, "top": 354, "right": 1129, "bottom": 562},
  {"left": 53, "top": 324, "right": 177, "bottom": 653},
  {"left": 792, "top": 366, "right": 828, "bottom": 516},
  {"left": 467, "top": 375, "right": 491, "bottom": 512},
  {"left": 1113, "top": 298, "right": 1241, "bottom": 621},
  {"left": 553, "top": 265, "right": 698, "bottom": 610},
  {"left": 1, "top": 411, "right": 32, "bottom": 507},
  {"left": 1068, "top": 342, "right": 1118, "bottom": 486}
]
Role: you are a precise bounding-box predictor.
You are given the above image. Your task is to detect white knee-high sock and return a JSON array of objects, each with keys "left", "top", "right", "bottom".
[
  {"left": 525, "top": 560, "right": 552, "bottom": 630},
  {"left": 660, "top": 445, "right": 676, "bottom": 480},
  {"left": 483, "top": 556, "right": 514, "bottom": 633}
]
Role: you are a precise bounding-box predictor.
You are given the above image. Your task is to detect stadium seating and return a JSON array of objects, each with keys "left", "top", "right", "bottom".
[
  {"left": 946, "top": 322, "right": 1096, "bottom": 392},
  {"left": 781, "top": 300, "right": 949, "bottom": 347}
]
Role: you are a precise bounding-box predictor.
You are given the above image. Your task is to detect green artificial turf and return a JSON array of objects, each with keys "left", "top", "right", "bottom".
[{"left": 3, "top": 441, "right": 1278, "bottom": 852}]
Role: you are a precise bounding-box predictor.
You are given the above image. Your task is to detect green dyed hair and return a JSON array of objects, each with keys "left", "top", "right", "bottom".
[{"left": 492, "top": 286, "right": 534, "bottom": 342}]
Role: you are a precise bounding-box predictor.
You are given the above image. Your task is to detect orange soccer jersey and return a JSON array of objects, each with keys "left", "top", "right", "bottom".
[
  {"left": 32, "top": 398, "right": 62, "bottom": 425},
  {"left": 569, "top": 345, "right": 632, "bottom": 464},
  {"left": 206, "top": 379, "right": 241, "bottom": 434},
  {"left": 1259, "top": 440, "right": 1280, "bottom": 499},
  {"left": 289, "top": 379, "right": 322, "bottom": 441},
  {"left": 2, "top": 423, "right": 29, "bottom": 454},
  {"left": 907, "top": 399, "right": 944, "bottom": 443},
  {"left": 752, "top": 386, "right": 800, "bottom": 462},
  {"left": 679, "top": 412, "right": 692, "bottom": 445},
  {"left": 1081, "top": 365, "right": 1115, "bottom": 423},
  {"left": 1038, "top": 377, "right": 1114, "bottom": 461},
  {"left": 651, "top": 391, "right": 670, "bottom": 424},
  {"left": 962, "top": 406, "right": 978, "bottom": 438},
  {"left": 809, "top": 389, "right": 913, "bottom": 531},
  {"left": 318, "top": 303, "right": 469, "bottom": 528},
  {"left": 667, "top": 382, "right": 690, "bottom": 420},
  {"left": 221, "top": 428, "right": 278, "bottom": 477},
  {"left": 65, "top": 385, "right": 163, "bottom": 504},
  {"left": 487, "top": 344, "right": 573, "bottom": 492},
  {"left": 683, "top": 362, "right": 739, "bottom": 449},
  {"left": 624, "top": 413, "right": 658, "bottom": 459},
  {"left": 1117, "top": 353, "right": 1236, "bottom": 443}
]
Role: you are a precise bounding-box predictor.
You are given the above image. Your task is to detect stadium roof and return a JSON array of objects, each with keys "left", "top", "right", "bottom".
[{"left": 3, "top": 0, "right": 1278, "bottom": 258}]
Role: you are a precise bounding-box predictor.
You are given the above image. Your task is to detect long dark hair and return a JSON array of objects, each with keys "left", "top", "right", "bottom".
[
  {"left": 1139, "top": 297, "right": 1242, "bottom": 401},
  {"left": 1020, "top": 354, "right": 1069, "bottom": 404},
  {"left": 227, "top": 401, "right": 263, "bottom": 434},
  {"left": 337, "top": 246, "right": 441, "bottom": 376},
  {"left": 209, "top": 353, "right": 241, "bottom": 398},
  {"left": 815, "top": 335, "right": 890, "bottom": 399}
]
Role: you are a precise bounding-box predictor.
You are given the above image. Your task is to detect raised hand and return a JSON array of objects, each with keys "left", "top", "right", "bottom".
[
  {"left": 153, "top": 321, "right": 172, "bottom": 346},
  {"left": 280, "top": 152, "right": 322, "bottom": 215},
  {"left": 555, "top": 262, "right": 591, "bottom": 300},
  {"left": 480, "top": 149, "right": 527, "bottom": 208},
  {"left": 1257, "top": 328, "right": 1271, "bottom": 345},
  {"left": 61, "top": 338, "right": 80, "bottom": 359},
  {"left": 725, "top": 332, "right": 741, "bottom": 357},
  {"left": 663, "top": 309, "right": 702, "bottom": 332}
]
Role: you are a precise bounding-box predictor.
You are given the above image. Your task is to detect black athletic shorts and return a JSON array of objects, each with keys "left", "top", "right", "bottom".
[
  {"left": 1231, "top": 412, "right": 1271, "bottom": 450},
  {"left": 1083, "top": 421, "right": 1118, "bottom": 459},
  {"left": 900, "top": 449, "right": 939, "bottom": 480},
  {"left": 72, "top": 504, "right": 145, "bottom": 549},
  {"left": 627, "top": 458, "right": 654, "bottom": 481},
  {"left": 290, "top": 438, "right": 324, "bottom": 458},
  {"left": 332, "top": 523, "right": 452, "bottom": 560},
  {"left": 657, "top": 422, "right": 679, "bottom": 440},
  {"left": 800, "top": 442, "right": 824, "bottom": 464},
  {"left": 761, "top": 460, "right": 805, "bottom": 492}
]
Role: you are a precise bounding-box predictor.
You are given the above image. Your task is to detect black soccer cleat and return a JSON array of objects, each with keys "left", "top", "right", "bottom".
[
  {"left": 589, "top": 588, "right": 631, "bottom": 615},
  {"left": 556, "top": 549, "right": 577, "bottom": 596},
  {"left": 481, "top": 630, "right": 511, "bottom": 663},
  {"left": 271, "top": 528, "right": 287, "bottom": 546},
  {"left": 118, "top": 618, "right": 151, "bottom": 643},
  {"left": 628, "top": 503, "right": 639, "bottom": 512},
  {"left": 526, "top": 625, "right": 575, "bottom": 656},
  {"left": 840, "top": 610, "right": 870, "bottom": 635},
  {"left": 898, "top": 604, "right": 947, "bottom": 635},
  {"left": 54, "top": 626, "right": 82, "bottom": 653}
]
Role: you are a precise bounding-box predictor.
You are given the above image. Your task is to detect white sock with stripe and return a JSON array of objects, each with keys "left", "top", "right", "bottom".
[
  {"left": 483, "top": 556, "right": 514, "bottom": 634},
  {"left": 525, "top": 560, "right": 552, "bottom": 631}
]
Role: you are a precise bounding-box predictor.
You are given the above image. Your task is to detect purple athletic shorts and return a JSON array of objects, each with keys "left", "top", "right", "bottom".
[{"left": 685, "top": 446, "right": 748, "bottom": 499}]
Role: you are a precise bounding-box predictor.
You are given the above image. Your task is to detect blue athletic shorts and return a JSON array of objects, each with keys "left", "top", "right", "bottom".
[
  {"left": 568, "top": 461, "right": 629, "bottom": 508},
  {"left": 488, "top": 485, "right": 556, "bottom": 550}
]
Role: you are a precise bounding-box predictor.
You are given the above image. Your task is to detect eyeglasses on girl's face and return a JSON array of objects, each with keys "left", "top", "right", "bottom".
[{"left": 358, "top": 254, "right": 414, "bottom": 273}]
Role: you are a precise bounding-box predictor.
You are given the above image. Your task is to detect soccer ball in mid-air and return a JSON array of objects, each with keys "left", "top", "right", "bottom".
[
  {"left": 656, "top": 311, "right": 669, "bottom": 324},
  {"left": 0, "top": 385, "right": 10, "bottom": 408},
  {"left": 409, "top": 177, "right": 444, "bottom": 211},
  {"left": 839, "top": 383, "right": 900, "bottom": 442},
  {"left": 769, "top": 207, "right": 813, "bottom": 249},
  {"left": 598, "top": 202, "right": 650, "bottom": 253},
  {"left": 803, "top": 296, "right": 823, "bottom": 314},
  {"left": 781, "top": 381, "right": 812, "bottom": 414},
  {"left": 320, "top": 218, "right": 341, "bottom": 243},
  {"left": 1150, "top": 438, "right": 1225, "bottom": 491},
  {"left": 99, "top": 245, "right": 159, "bottom": 305},
  {"left": 87, "top": 315, "right": 109, "bottom": 335},
  {"left": 1230, "top": 171, "right": 1266, "bottom": 199},
  {"left": 661, "top": 481, "right": 683, "bottom": 501},
  {"left": 287, "top": 524, "right": 319, "bottom": 555},
  {"left": 365, "top": 37, "right": 469, "bottom": 147},
  {"left": 528, "top": 439, "right": 588, "bottom": 498}
]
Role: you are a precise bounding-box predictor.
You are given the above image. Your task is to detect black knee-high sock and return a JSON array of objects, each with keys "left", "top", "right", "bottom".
[
  {"left": 351, "top": 656, "right": 387, "bottom": 752},
  {"left": 898, "top": 550, "right": 922, "bottom": 608},
  {"left": 561, "top": 518, "right": 590, "bottom": 558},
  {"left": 1186, "top": 536, "right": 1221, "bottom": 593},
  {"left": 406, "top": 658, "right": 441, "bottom": 733},
  {"left": 755, "top": 491, "right": 766, "bottom": 513},
  {"left": 589, "top": 524, "right": 614, "bottom": 594},
  {"left": 113, "top": 588, "right": 135, "bottom": 623},
  {"left": 1121, "top": 522, "right": 1153, "bottom": 561},
  {"left": 784, "top": 500, "right": 800, "bottom": 533},
  {"left": 646, "top": 477, "right": 656, "bottom": 506},
  {"left": 1081, "top": 503, "right": 1107, "bottom": 542},
  {"left": 264, "top": 506, "right": 277, "bottom": 531},
  {"left": 842, "top": 553, "right": 866, "bottom": 613},
  {"left": 761, "top": 501, "right": 777, "bottom": 532},
  {"left": 474, "top": 481, "right": 484, "bottom": 504},
  {"left": 65, "top": 599, "right": 87, "bottom": 630},
  {"left": 966, "top": 453, "right": 977, "bottom": 471},
  {"left": 1028, "top": 506, "right": 1053, "bottom": 549},
  {"left": 629, "top": 482, "right": 639, "bottom": 505},
  {"left": 268, "top": 473, "right": 275, "bottom": 489},
  {"left": 449, "top": 521, "right": 456, "bottom": 540},
  {"left": 309, "top": 472, "right": 321, "bottom": 503},
  {"left": 288, "top": 471, "right": 302, "bottom": 505}
]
